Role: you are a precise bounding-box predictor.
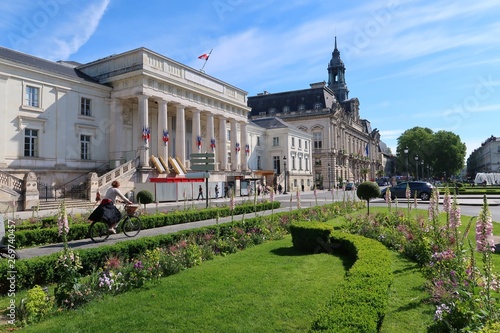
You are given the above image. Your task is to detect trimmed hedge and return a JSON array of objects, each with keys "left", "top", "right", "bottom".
[
  {"left": 5, "top": 201, "right": 280, "bottom": 248},
  {"left": 289, "top": 222, "right": 393, "bottom": 332}
]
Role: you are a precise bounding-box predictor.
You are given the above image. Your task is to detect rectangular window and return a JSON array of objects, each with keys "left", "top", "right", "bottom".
[
  {"left": 80, "top": 135, "right": 91, "bottom": 160},
  {"left": 305, "top": 141, "right": 308, "bottom": 150},
  {"left": 257, "top": 136, "right": 261, "bottom": 146},
  {"left": 305, "top": 157, "right": 309, "bottom": 171},
  {"left": 227, "top": 152, "right": 231, "bottom": 164},
  {"left": 227, "top": 129, "right": 231, "bottom": 141},
  {"left": 257, "top": 156, "right": 261, "bottom": 169},
  {"left": 26, "top": 86, "right": 39, "bottom": 107},
  {"left": 80, "top": 97, "right": 92, "bottom": 116},
  {"left": 292, "top": 156, "right": 296, "bottom": 170},
  {"left": 313, "top": 133, "right": 322, "bottom": 149},
  {"left": 298, "top": 139, "right": 302, "bottom": 148},
  {"left": 299, "top": 156, "right": 303, "bottom": 170},
  {"left": 273, "top": 137, "right": 279, "bottom": 146},
  {"left": 291, "top": 137, "right": 295, "bottom": 147},
  {"left": 24, "top": 128, "right": 38, "bottom": 157}
]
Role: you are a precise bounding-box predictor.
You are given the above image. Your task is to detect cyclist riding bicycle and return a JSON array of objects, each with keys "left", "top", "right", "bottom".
[{"left": 88, "top": 180, "right": 132, "bottom": 234}]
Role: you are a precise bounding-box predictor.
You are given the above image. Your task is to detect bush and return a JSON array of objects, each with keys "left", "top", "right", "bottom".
[
  {"left": 356, "top": 181, "right": 380, "bottom": 215},
  {"left": 136, "top": 190, "right": 154, "bottom": 208}
]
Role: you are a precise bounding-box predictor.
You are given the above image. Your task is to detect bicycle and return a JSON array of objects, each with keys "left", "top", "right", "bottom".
[{"left": 89, "top": 204, "right": 141, "bottom": 243}]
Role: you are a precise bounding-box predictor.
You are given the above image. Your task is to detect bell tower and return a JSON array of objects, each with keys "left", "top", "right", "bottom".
[{"left": 327, "top": 37, "right": 349, "bottom": 102}]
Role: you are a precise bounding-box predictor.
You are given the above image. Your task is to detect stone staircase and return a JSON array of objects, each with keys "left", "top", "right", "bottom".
[{"left": 36, "top": 199, "right": 93, "bottom": 212}]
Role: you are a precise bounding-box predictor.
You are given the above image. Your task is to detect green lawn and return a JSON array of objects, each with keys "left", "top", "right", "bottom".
[
  {"left": 6, "top": 207, "right": 500, "bottom": 332},
  {"left": 17, "top": 237, "right": 351, "bottom": 333}
]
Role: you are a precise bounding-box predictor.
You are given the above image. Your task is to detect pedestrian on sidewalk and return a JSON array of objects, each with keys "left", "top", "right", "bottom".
[
  {"left": 224, "top": 184, "right": 229, "bottom": 198},
  {"left": 197, "top": 185, "right": 204, "bottom": 200},
  {"left": 215, "top": 184, "right": 219, "bottom": 199}
]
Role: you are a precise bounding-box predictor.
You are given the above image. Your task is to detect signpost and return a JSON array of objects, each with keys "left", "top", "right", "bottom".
[{"left": 189, "top": 153, "right": 215, "bottom": 208}]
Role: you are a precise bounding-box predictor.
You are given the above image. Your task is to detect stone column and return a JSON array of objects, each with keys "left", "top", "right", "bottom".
[
  {"left": 137, "top": 94, "right": 150, "bottom": 167},
  {"left": 157, "top": 99, "right": 169, "bottom": 161},
  {"left": 108, "top": 98, "right": 123, "bottom": 168},
  {"left": 55, "top": 87, "right": 67, "bottom": 167},
  {"left": 240, "top": 121, "right": 248, "bottom": 171},
  {"left": 230, "top": 119, "right": 238, "bottom": 171},
  {"left": 192, "top": 109, "right": 201, "bottom": 154},
  {"left": 207, "top": 113, "right": 216, "bottom": 169},
  {"left": 218, "top": 116, "right": 227, "bottom": 170},
  {"left": 175, "top": 104, "right": 186, "bottom": 165},
  {"left": 23, "top": 172, "right": 39, "bottom": 210}
]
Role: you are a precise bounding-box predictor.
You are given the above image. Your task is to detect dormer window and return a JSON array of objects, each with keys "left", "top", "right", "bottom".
[
  {"left": 298, "top": 104, "right": 305, "bottom": 111},
  {"left": 314, "top": 103, "right": 322, "bottom": 110},
  {"left": 283, "top": 106, "right": 289, "bottom": 113}
]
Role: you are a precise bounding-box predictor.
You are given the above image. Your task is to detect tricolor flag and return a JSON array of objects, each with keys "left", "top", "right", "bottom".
[
  {"left": 365, "top": 143, "right": 369, "bottom": 157},
  {"left": 162, "top": 130, "right": 169, "bottom": 146},
  {"left": 198, "top": 53, "right": 210, "bottom": 60}
]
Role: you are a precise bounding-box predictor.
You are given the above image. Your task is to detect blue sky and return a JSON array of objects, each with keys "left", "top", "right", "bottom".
[{"left": 1, "top": 0, "right": 500, "bottom": 159}]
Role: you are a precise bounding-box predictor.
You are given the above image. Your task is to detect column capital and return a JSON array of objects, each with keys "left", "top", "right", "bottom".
[{"left": 136, "top": 93, "right": 151, "bottom": 101}]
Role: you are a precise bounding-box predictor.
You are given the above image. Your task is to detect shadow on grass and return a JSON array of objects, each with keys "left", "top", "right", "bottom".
[{"left": 271, "top": 246, "right": 355, "bottom": 270}]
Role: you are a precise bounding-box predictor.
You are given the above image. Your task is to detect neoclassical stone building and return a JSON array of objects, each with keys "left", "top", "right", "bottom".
[
  {"left": 0, "top": 46, "right": 251, "bottom": 209},
  {"left": 248, "top": 38, "right": 382, "bottom": 189}
]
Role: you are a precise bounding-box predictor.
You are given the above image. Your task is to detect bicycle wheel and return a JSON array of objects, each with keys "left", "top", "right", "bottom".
[
  {"left": 122, "top": 215, "right": 141, "bottom": 237},
  {"left": 89, "top": 221, "right": 110, "bottom": 243}
]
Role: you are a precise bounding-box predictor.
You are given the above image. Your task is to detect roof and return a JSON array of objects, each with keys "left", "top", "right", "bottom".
[
  {"left": 0, "top": 47, "right": 102, "bottom": 84},
  {"left": 247, "top": 85, "right": 336, "bottom": 117},
  {"left": 250, "top": 117, "right": 290, "bottom": 129}
]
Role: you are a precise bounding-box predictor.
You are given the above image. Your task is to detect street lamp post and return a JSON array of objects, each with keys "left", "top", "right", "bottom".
[
  {"left": 421, "top": 160, "right": 424, "bottom": 181},
  {"left": 404, "top": 146, "right": 409, "bottom": 179},
  {"left": 415, "top": 155, "right": 419, "bottom": 180},
  {"left": 328, "top": 163, "right": 331, "bottom": 191},
  {"left": 283, "top": 156, "right": 287, "bottom": 194}
]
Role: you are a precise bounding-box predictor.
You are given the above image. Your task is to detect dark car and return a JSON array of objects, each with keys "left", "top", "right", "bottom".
[
  {"left": 345, "top": 182, "right": 355, "bottom": 191},
  {"left": 380, "top": 181, "right": 434, "bottom": 201}
]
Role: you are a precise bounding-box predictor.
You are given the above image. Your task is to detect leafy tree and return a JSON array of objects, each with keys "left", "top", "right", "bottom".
[
  {"left": 397, "top": 127, "right": 433, "bottom": 178},
  {"left": 396, "top": 127, "right": 466, "bottom": 179},
  {"left": 356, "top": 181, "right": 380, "bottom": 215},
  {"left": 431, "top": 131, "right": 466, "bottom": 178}
]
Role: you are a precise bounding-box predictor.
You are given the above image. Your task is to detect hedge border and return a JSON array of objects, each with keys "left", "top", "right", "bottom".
[{"left": 290, "top": 222, "right": 393, "bottom": 332}]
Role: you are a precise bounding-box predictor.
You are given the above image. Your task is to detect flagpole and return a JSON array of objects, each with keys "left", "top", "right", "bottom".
[{"left": 200, "top": 49, "right": 213, "bottom": 72}]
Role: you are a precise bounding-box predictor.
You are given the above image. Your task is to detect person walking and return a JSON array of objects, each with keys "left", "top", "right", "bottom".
[
  {"left": 197, "top": 185, "right": 204, "bottom": 200},
  {"left": 224, "top": 184, "right": 229, "bottom": 198},
  {"left": 215, "top": 184, "right": 219, "bottom": 199}
]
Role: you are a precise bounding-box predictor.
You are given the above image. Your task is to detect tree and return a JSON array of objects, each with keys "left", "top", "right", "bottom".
[
  {"left": 396, "top": 127, "right": 466, "bottom": 179},
  {"left": 432, "top": 131, "right": 466, "bottom": 178},
  {"left": 397, "top": 127, "right": 433, "bottom": 178},
  {"left": 356, "top": 181, "right": 381, "bottom": 215}
]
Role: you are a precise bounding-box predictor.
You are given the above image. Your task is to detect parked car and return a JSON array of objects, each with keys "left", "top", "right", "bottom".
[
  {"left": 345, "top": 182, "right": 355, "bottom": 191},
  {"left": 379, "top": 181, "right": 434, "bottom": 201}
]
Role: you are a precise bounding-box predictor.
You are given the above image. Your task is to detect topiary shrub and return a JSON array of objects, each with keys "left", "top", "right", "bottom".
[
  {"left": 136, "top": 190, "right": 154, "bottom": 209},
  {"left": 356, "top": 181, "right": 381, "bottom": 215}
]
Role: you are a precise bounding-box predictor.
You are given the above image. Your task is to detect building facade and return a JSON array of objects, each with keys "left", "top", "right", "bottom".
[
  {"left": 247, "top": 118, "right": 313, "bottom": 192},
  {"left": 247, "top": 39, "right": 382, "bottom": 189},
  {"left": 467, "top": 135, "right": 500, "bottom": 177},
  {"left": 0, "top": 46, "right": 251, "bottom": 208}
]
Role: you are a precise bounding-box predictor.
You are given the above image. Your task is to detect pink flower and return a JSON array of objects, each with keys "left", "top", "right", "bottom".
[
  {"left": 476, "top": 196, "right": 495, "bottom": 253},
  {"left": 443, "top": 191, "right": 451, "bottom": 213},
  {"left": 449, "top": 197, "right": 461, "bottom": 229},
  {"left": 405, "top": 183, "right": 410, "bottom": 199}
]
